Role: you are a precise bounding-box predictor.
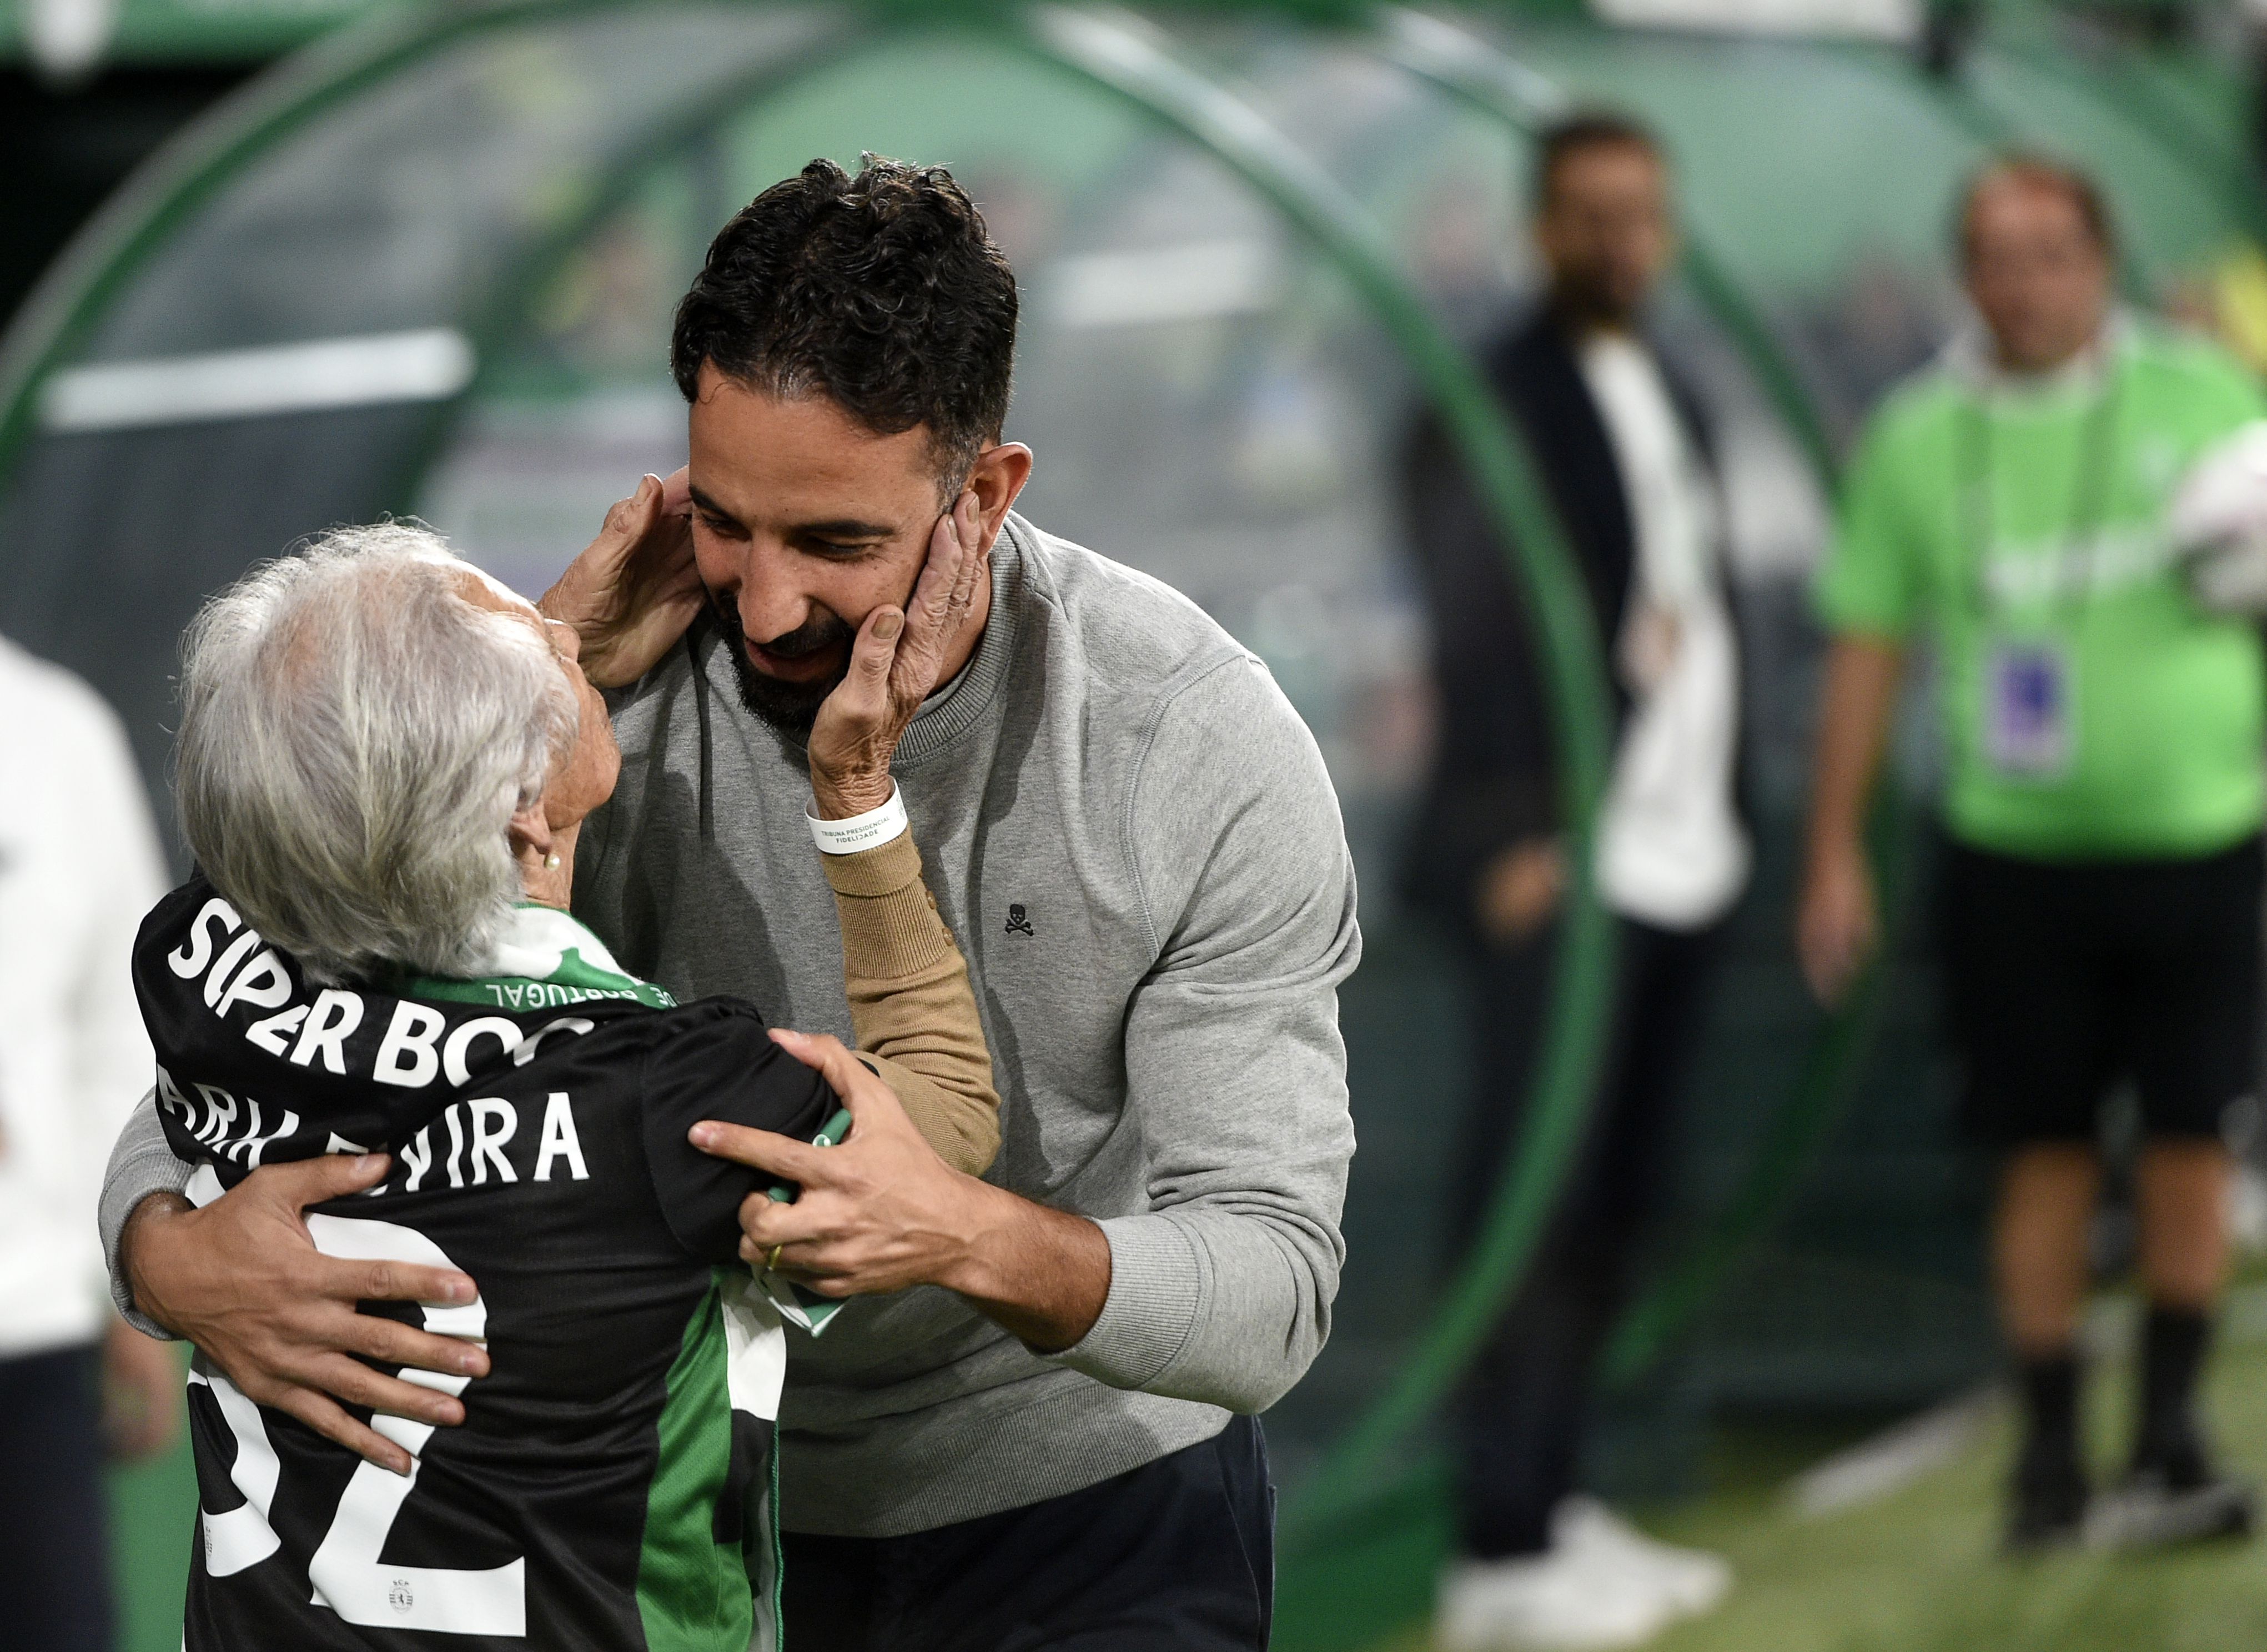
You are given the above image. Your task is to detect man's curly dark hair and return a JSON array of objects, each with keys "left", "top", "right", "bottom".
[{"left": 670, "top": 155, "right": 1018, "bottom": 481}]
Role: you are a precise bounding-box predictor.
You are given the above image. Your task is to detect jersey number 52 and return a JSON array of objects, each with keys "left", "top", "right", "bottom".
[{"left": 187, "top": 1193, "right": 525, "bottom": 1637}]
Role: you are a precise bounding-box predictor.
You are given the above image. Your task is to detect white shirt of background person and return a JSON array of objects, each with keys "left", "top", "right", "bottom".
[
  {"left": 1578, "top": 332, "right": 1751, "bottom": 931},
  {"left": 0, "top": 634, "right": 178, "bottom": 1447}
]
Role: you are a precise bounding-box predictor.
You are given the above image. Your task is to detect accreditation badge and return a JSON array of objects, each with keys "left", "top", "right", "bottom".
[{"left": 1983, "top": 639, "right": 2074, "bottom": 778}]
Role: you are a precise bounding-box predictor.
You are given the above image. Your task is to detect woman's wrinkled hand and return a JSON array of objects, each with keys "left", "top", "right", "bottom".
[
  {"left": 806, "top": 491, "right": 987, "bottom": 819},
  {"left": 537, "top": 469, "right": 705, "bottom": 688}
]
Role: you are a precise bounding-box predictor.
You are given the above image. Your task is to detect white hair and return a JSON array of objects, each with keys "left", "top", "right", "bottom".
[{"left": 176, "top": 523, "right": 579, "bottom": 983}]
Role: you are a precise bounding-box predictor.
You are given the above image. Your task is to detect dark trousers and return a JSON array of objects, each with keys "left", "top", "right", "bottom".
[
  {"left": 0, "top": 1343, "right": 115, "bottom": 1652},
  {"left": 1449, "top": 916, "right": 1724, "bottom": 1559},
  {"left": 782, "top": 1415, "right": 1274, "bottom": 1651}
]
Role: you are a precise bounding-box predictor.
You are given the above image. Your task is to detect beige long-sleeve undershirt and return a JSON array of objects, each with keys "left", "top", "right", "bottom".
[{"left": 825, "top": 828, "right": 999, "bottom": 1177}]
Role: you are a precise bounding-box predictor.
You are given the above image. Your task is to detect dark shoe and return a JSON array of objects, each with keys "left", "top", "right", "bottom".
[
  {"left": 2128, "top": 1422, "right": 2209, "bottom": 1493},
  {"left": 2084, "top": 1469, "right": 2255, "bottom": 1552},
  {"left": 2004, "top": 1453, "right": 2089, "bottom": 1554}
]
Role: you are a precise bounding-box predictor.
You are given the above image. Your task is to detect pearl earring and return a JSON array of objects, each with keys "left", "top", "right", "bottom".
[{"left": 545, "top": 853, "right": 561, "bottom": 869}]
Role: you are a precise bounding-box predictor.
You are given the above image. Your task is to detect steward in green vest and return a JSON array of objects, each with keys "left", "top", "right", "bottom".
[{"left": 1801, "top": 153, "right": 2267, "bottom": 1556}]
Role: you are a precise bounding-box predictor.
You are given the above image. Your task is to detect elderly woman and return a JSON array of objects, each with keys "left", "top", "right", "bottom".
[{"left": 129, "top": 523, "right": 994, "bottom": 1651}]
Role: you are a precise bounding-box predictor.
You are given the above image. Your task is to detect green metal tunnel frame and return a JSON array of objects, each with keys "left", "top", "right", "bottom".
[{"left": 0, "top": 0, "right": 1629, "bottom": 1556}]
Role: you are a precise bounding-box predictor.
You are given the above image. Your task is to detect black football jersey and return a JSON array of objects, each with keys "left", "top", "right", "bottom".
[{"left": 135, "top": 877, "right": 835, "bottom": 1651}]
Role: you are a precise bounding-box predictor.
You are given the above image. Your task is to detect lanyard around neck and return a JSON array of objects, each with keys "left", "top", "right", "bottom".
[{"left": 1959, "top": 373, "right": 2123, "bottom": 621}]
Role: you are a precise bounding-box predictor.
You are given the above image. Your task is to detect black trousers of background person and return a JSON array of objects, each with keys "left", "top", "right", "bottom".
[
  {"left": 1449, "top": 914, "right": 1726, "bottom": 1560},
  {"left": 0, "top": 1343, "right": 115, "bottom": 1651}
]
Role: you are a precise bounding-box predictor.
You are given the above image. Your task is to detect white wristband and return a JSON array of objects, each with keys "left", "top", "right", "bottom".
[{"left": 807, "top": 783, "right": 908, "bottom": 855}]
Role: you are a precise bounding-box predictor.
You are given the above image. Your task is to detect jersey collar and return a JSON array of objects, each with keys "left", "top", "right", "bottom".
[{"left": 401, "top": 902, "right": 676, "bottom": 1010}]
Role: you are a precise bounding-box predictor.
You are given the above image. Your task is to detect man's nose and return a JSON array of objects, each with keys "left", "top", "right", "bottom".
[{"left": 733, "top": 539, "right": 815, "bottom": 645}]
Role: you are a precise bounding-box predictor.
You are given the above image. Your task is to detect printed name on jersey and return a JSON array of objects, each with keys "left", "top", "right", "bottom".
[
  {"left": 153, "top": 1063, "right": 300, "bottom": 1167},
  {"left": 143, "top": 886, "right": 636, "bottom": 1189},
  {"left": 394, "top": 1091, "right": 591, "bottom": 1189},
  {"left": 157, "top": 1064, "right": 591, "bottom": 1191},
  {"left": 167, "top": 894, "right": 607, "bottom": 1087}
]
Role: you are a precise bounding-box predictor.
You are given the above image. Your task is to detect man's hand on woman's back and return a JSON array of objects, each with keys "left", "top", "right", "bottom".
[
  {"left": 121, "top": 1153, "right": 488, "bottom": 1477},
  {"left": 691, "top": 1029, "right": 1112, "bottom": 1353}
]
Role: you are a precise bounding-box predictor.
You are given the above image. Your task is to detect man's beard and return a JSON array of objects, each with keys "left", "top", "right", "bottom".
[
  {"left": 710, "top": 596, "right": 854, "bottom": 735},
  {"left": 1550, "top": 272, "right": 1645, "bottom": 332}
]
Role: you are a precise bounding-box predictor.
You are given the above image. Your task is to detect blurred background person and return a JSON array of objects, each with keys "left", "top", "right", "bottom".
[
  {"left": 1801, "top": 155, "right": 2267, "bottom": 1553},
  {"left": 1402, "top": 112, "right": 1748, "bottom": 1650},
  {"left": 0, "top": 632, "right": 179, "bottom": 1650}
]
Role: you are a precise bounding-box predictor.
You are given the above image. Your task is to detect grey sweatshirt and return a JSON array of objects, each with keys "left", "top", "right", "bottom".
[{"left": 100, "top": 514, "right": 1361, "bottom": 1537}]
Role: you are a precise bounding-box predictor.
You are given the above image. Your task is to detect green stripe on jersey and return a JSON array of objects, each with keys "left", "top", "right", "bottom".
[{"left": 636, "top": 1284, "right": 752, "bottom": 1651}]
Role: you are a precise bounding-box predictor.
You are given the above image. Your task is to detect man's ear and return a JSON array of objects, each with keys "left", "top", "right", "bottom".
[
  {"left": 507, "top": 796, "right": 554, "bottom": 865},
  {"left": 966, "top": 442, "right": 1033, "bottom": 554}
]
